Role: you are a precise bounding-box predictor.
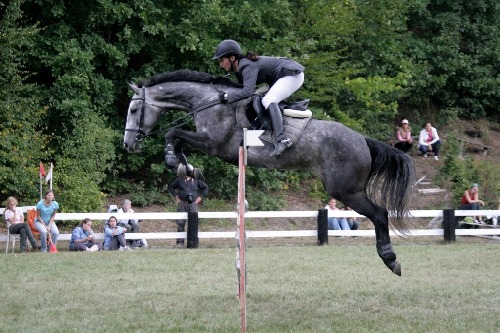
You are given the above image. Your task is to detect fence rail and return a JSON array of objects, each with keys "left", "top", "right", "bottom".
[{"left": 1, "top": 208, "right": 499, "bottom": 244}]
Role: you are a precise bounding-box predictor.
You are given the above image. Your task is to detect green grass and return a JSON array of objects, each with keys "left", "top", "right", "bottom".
[{"left": 0, "top": 242, "right": 499, "bottom": 332}]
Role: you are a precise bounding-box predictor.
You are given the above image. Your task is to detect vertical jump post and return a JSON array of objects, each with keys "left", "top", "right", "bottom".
[{"left": 236, "top": 128, "right": 264, "bottom": 333}]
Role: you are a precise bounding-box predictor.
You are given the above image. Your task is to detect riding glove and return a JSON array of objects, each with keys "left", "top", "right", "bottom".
[{"left": 218, "top": 92, "right": 228, "bottom": 103}]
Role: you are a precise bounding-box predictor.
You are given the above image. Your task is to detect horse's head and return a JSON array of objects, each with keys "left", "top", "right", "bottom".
[{"left": 123, "top": 83, "right": 164, "bottom": 153}]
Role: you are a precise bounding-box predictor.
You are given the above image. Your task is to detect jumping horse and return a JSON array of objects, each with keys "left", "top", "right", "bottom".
[{"left": 123, "top": 70, "right": 416, "bottom": 276}]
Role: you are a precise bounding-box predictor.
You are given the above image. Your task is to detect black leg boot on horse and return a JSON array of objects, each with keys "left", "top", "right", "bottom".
[{"left": 267, "top": 102, "right": 292, "bottom": 157}]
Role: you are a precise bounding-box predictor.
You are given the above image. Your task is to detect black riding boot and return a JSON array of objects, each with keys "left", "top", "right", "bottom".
[{"left": 267, "top": 102, "right": 292, "bottom": 157}]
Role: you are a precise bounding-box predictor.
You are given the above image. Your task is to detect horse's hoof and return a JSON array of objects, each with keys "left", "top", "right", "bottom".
[
  {"left": 165, "top": 155, "right": 177, "bottom": 168},
  {"left": 391, "top": 261, "right": 401, "bottom": 276}
]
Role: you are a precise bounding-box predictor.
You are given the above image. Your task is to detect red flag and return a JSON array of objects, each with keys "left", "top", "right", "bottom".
[{"left": 39, "top": 162, "right": 46, "bottom": 178}]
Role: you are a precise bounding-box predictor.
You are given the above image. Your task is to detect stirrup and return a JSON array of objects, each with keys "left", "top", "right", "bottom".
[{"left": 270, "top": 138, "right": 292, "bottom": 157}]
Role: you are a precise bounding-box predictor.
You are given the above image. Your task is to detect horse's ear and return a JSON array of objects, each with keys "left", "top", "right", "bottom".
[{"left": 127, "top": 82, "right": 141, "bottom": 94}]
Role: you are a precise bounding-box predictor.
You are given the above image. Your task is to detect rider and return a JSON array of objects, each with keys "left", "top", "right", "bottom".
[{"left": 212, "top": 39, "right": 305, "bottom": 157}]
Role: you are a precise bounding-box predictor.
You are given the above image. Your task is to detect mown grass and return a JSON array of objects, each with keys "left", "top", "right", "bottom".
[{"left": 0, "top": 242, "right": 499, "bottom": 333}]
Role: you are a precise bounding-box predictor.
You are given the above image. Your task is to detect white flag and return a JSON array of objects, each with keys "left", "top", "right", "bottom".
[{"left": 45, "top": 163, "right": 53, "bottom": 184}]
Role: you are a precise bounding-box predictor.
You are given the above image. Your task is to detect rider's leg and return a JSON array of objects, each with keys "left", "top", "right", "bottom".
[
  {"left": 267, "top": 103, "right": 291, "bottom": 157},
  {"left": 262, "top": 73, "right": 304, "bottom": 157}
]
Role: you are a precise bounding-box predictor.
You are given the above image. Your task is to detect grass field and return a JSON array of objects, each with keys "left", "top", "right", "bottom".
[{"left": 1, "top": 240, "right": 499, "bottom": 333}]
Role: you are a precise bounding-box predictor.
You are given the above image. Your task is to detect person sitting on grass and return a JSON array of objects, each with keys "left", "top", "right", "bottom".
[
  {"left": 104, "top": 216, "right": 131, "bottom": 251},
  {"left": 458, "top": 183, "right": 484, "bottom": 223},
  {"left": 69, "top": 218, "right": 102, "bottom": 252},
  {"left": 324, "top": 198, "right": 350, "bottom": 230}
]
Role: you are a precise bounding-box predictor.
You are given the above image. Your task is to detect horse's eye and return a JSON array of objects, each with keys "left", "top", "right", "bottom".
[{"left": 131, "top": 109, "right": 137, "bottom": 114}]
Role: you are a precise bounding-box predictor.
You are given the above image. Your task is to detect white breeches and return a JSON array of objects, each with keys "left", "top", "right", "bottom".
[{"left": 262, "top": 72, "right": 304, "bottom": 109}]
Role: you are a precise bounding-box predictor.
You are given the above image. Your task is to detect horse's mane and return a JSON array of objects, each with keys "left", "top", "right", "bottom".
[{"left": 138, "top": 69, "right": 242, "bottom": 88}]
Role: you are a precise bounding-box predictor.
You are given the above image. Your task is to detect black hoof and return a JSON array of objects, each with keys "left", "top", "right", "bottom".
[{"left": 390, "top": 261, "right": 401, "bottom": 276}]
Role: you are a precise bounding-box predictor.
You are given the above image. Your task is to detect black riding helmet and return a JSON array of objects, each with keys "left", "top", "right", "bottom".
[{"left": 212, "top": 39, "right": 242, "bottom": 59}]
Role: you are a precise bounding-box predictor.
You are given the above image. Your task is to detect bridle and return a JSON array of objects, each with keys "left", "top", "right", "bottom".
[
  {"left": 124, "top": 87, "right": 157, "bottom": 142},
  {"left": 124, "top": 85, "right": 225, "bottom": 144}
]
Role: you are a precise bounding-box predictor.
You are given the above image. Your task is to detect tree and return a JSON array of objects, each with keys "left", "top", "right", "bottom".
[{"left": 0, "top": 0, "right": 47, "bottom": 204}]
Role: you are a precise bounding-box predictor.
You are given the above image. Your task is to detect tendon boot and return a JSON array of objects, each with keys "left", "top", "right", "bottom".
[{"left": 267, "top": 102, "right": 292, "bottom": 157}]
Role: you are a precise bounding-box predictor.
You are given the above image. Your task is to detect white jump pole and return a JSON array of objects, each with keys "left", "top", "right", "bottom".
[
  {"left": 236, "top": 128, "right": 264, "bottom": 333},
  {"left": 237, "top": 142, "right": 247, "bottom": 333}
]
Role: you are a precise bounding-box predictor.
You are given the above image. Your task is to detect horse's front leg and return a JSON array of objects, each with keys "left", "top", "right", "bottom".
[{"left": 164, "top": 128, "right": 212, "bottom": 168}]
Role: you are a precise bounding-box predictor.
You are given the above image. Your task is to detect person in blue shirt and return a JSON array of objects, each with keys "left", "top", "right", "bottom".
[
  {"left": 104, "top": 216, "right": 131, "bottom": 251},
  {"left": 69, "top": 218, "right": 102, "bottom": 251},
  {"left": 34, "top": 190, "right": 60, "bottom": 253}
]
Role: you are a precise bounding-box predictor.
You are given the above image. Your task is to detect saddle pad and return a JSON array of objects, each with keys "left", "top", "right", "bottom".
[{"left": 283, "top": 108, "right": 312, "bottom": 118}]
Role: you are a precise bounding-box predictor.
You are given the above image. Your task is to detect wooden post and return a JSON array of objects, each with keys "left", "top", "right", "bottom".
[
  {"left": 317, "top": 208, "right": 329, "bottom": 245},
  {"left": 443, "top": 209, "right": 456, "bottom": 242},
  {"left": 237, "top": 145, "right": 247, "bottom": 333},
  {"left": 187, "top": 212, "right": 199, "bottom": 248}
]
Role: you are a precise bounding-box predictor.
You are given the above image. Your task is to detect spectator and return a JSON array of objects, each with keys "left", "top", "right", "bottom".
[
  {"left": 418, "top": 122, "right": 441, "bottom": 160},
  {"left": 34, "top": 190, "right": 60, "bottom": 253},
  {"left": 458, "top": 183, "right": 484, "bottom": 223},
  {"left": 343, "top": 206, "right": 359, "bottom": 230},
  {"left": 104, "top": 216, "right": 131, "bottom": 251},
  {"left": 117, "top": 199, "right": 144, "bottom": 248},
  {"left": 324, "top": 198, "right": 350, "bottom": 230},
  {"left": 69, "top": 218, "right": 102, "bottom": 252},
  {"left": 3, "top": 196, "right": 40, "bottom": 252},
  {"left": 394, "top": 119, "right": 413, "bottom": 153},
  {"left": 168, "top": 164, "right": 209, "bottom": 247}
]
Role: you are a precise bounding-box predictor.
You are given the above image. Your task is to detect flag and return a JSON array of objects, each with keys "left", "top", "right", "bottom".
[
  {"left": 39, "top": 162, "right": 46, "bottom": 178},
  {"left": 45, "top": 163, "right": 53, "bottom": 184}
]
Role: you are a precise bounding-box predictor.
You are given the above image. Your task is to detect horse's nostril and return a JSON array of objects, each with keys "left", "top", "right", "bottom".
[{"left": 123, "top": 142, "right": 128, "bottom": 149}]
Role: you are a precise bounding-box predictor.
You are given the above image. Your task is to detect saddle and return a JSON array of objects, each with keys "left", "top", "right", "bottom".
[{"left": 235, "top": 95, "right": 312, "bottom": 147}]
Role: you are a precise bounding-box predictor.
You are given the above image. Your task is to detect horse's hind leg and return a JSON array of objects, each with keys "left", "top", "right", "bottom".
[{"left": 343, "top": 193, "right": 401, "bottom": 276}]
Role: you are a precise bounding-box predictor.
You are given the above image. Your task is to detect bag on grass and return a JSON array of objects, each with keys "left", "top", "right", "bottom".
[{"left": 48, "top": 234, "right": 58, "bottom": 253}]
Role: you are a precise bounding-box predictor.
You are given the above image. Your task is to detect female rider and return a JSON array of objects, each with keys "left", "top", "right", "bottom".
[{"left": 213, "top": 39, "right": 304, "bottom": 157}]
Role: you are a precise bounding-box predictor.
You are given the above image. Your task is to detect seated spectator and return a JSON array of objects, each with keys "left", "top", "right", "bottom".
[
  {"left": 418, "top": 122, "right": 441, "bottom": 160},
  {"left": 4, "top": 196, "right": 40, "bottom": 252},
  {"left": 394, "top": 119, "right": 413, "bottom": 153},
  {"left": 458, "top": 183, "right": 484, "bottom": 223},
  {"left": 69, "top": 218, "right": 102, "bottom": 252},
  {"left": 117, "top": 199, "right": 145, "bottom": 248},
  {"left": 343, "top": 206, "right": 359, "bottom": 230},
  {"left": 34, "top": 190, "right": 60, "bottom": 253},
  {"left": 104, "top": 216, "right": 131, "bottom": 251},
  {"left": 325, "top": 198, "right": 350, "bottom": 230}
]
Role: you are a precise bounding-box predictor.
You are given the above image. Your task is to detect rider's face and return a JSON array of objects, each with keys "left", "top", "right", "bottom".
[{"left": 218, "top": 56, "right": 235, "bottom": 72}]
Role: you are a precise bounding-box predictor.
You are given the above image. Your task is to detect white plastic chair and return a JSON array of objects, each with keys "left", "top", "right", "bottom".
[{"left": 5, "top": 228, "right": 18, "bottom": 254}]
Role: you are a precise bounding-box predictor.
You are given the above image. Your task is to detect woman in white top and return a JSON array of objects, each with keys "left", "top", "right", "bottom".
[
  {"left": 4, "top": 196, "right": 39, "bottom": 252},
  {"left": 418, "top": 122, "right": 441, "bottom": 160}
]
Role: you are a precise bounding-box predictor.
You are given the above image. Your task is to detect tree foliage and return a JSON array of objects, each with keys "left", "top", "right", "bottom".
[{"left": 1, "top": 0, "right": 498, "bottom": 209}]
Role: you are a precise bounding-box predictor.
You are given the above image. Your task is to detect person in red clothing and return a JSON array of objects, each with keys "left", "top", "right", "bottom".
[{"left": 458, "top": 183, "right": 484, "bottom": 223}]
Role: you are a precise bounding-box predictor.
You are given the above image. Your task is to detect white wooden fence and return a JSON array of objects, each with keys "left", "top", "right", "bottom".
[{"left": 1, "top": 208, "right": 499, "bottom": 243}]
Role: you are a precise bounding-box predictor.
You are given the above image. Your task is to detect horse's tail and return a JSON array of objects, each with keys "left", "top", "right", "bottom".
[{"left": 365, "top": 138, "right": 416, "bottom": 232}]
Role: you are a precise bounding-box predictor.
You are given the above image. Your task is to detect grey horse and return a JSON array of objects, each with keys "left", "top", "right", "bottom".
[{"left": 123, "top": 70, "right": 416, "bottom": 276}]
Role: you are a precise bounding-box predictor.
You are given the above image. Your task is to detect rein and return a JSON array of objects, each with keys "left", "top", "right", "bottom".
[{"left": 125, "top": 86, "right": 223, "bottom": 142}]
